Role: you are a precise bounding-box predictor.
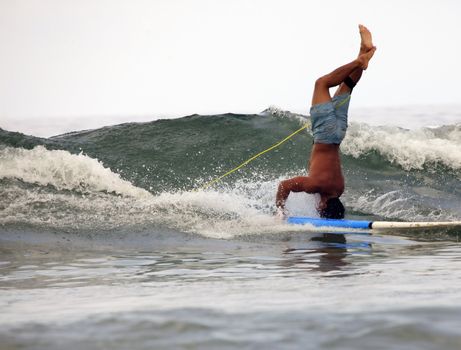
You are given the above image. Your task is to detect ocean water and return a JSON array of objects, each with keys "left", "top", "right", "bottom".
[{"left": 1, "top": 107, "right": 461, "bottom": 349}]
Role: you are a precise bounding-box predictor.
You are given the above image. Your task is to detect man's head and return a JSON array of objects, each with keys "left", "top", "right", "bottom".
[{"left": 319, "top": 197, "right": 345, "bottom": 219}]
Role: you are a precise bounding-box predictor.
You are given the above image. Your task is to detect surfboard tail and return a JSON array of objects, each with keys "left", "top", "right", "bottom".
[{"left": 370, "top": 221, "right": 461, "bottom": 229}]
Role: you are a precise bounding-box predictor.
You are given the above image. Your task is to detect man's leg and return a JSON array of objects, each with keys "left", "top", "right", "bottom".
[
  {"left": 333, "top": 67, "right": 363, "bottom": 97},
  {"left": 334, "top": 25, "right": 374, "bottom": 97},
  {"left": 311, "top": 50, "right": 374, "bottom": 106}
]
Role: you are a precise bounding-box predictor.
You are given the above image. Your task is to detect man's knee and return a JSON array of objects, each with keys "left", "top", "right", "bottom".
[{"left": 314, "top": 76, "right": 329, "bottom": 89}]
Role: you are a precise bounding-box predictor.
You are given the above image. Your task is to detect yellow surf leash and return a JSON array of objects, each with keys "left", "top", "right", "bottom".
[
  {"left": 194, "top": 120, "right": 311, "bottom": 191},
  {"left": 194, "top": 95, "right": 351, "bottom": 191}
]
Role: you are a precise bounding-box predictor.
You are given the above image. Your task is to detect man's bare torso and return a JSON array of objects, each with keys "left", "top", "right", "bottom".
[{"left": 308, "top": 143, "right": 344, "bottom": 198}]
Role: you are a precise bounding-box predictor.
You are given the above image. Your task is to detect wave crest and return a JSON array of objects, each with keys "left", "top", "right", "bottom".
[
  {"left": 0, "top": 146, "right": 150, "bottom": 197},
  {"left": 342, "top": 123, "right": 461, "bottom": 172}
]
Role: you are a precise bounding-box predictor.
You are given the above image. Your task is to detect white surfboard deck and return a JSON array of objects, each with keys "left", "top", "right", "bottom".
[{"left": 371, "top": 221, "right": 461, "bottom": 229}]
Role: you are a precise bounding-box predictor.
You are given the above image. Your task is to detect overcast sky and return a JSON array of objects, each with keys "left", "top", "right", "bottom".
[{"left": 1, "top": 0, "right": 460, "bottom": 136}]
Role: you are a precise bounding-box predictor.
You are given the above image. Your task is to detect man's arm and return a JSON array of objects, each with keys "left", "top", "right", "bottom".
[{"left": 276, "top": 176, "right": 320, "bottom": 210}]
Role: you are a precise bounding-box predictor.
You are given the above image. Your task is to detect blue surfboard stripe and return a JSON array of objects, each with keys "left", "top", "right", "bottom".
[{"left": 287, "top": 217, "right": 372, "bottom": 229}]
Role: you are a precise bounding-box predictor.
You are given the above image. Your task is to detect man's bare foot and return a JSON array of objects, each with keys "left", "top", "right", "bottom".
[
  {"left": 357, "top": 47, "right": 376, "bottom": 70},
  {"left": 359, "top": 24, "right": 374, "bottom": 54}
]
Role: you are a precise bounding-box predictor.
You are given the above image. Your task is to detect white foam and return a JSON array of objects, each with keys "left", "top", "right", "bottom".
[
  {"left": 344, "top": 190, "right": 455, "bottom": 222},
  {"left": 342, "top": 123, "right": 461, "bottom": 171},
  {"left": 148, "top": 180, "right": 313, "bottom": 239},
  {"left": 0, "top": 146, "right": 150, "bottom": 197}
]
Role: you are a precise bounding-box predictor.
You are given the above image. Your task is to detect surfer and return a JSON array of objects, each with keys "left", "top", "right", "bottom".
[{"left": 276, "top": 24, "right": 376, "bottom": 219}]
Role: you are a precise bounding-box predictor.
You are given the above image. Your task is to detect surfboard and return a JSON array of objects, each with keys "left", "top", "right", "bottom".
[{"left": 287, "top": 217, "right": 461, "bottom": 230}]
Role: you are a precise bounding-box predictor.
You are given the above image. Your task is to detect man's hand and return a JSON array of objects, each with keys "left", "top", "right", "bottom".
[
  {"left": 276, "top": 176, "right": 320, "bottom": 214},
  {"left": 274, "top": 207, "right": 287, "bottom": 221}
]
